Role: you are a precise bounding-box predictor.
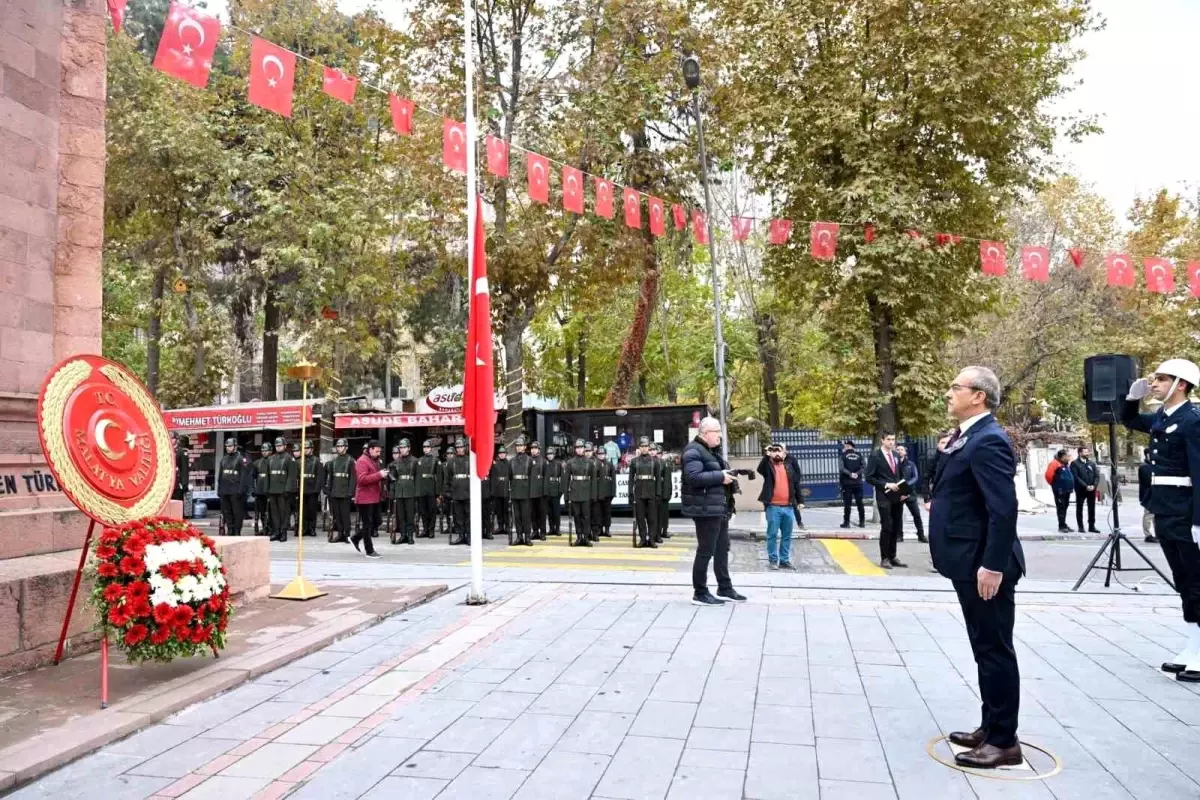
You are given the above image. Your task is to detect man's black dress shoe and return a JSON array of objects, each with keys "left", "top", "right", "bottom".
[
  {"left": 1162, "top": 662, "right": 1186, "bottom": 674},
  {"left": 954, "top": 743, "right": 1023, "bottom": 769},
  {"left": 1177, "top": 669, "right": 1200, "bottom": 683},
  {"left": 948, "top": 728, "right": 985, "bottom": 749}
]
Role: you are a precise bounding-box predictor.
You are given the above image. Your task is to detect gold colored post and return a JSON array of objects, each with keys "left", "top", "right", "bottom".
[{"left": 273, "top": 363, "right": 326, "bottom": 601}]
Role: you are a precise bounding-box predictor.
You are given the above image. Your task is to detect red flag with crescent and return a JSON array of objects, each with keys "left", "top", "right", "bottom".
[
  {"left": 1144, "top": 258, "right": 1175, "bottom": 294},
  {"left": 463, "top": 195, "right": 494, "bottom": 478},
  {"left": 442, "top": 118, "right": 468, "bottom": 174},
  {"left": 594, "top": 179, "right": 615, "bottom": 219},
  {"left": 672, "top": 204, "right": 686, "bottom": 231},
  {"left": 153, "top": 3, "right": 222, "bottom": 88},
  {"left": 810, "top": 222, "right": 839, "bottom": 261},
  {"left": 1068, "top": 248, "right": 1084, "bottom": 268},
  {"left": 527, "top": 154, "right": 549, "bottom": 204},
  {"left": 1188, "top": 262, "right": 1200, "bottom": 298},
  {"left": 864, "top": 223, "right": 877, "bottom": 244},
  {"left": 623, "top": 188, "right": 642, "bottom": 229},
  {"left": 768, "top": 219, "right": 792, "bottom": 245},
  {"left": 1020, "top": 246, "right": 1049, "bottom": 282},
  {"left": 107, "top": 0, "right": 127, "bottom": 33},
  {"left": 562, "top": 166, "right": 584, "bottom": 214},
  {"left": 692, "top": 209, "right": 709, "bottom": 245},
  {"left": 648, "top": 197, "right": 665, "bottom": 237},
  {"left": 389, "top": 95, "right": 413, "bottom": 135},
  {"left": 322, "top": 67, "right": 358, "bottom": 104},
  {"left": 979, "top": 240, "right": 1007, "bottom": 276},
  {"left": 1105, "top": 253, "right": 1135, "bottom": 288},
  {"left": 731, "top": 217, "right": 753, "bottom": 242},
  {"left": 248, "top": 38, "right": 296, "bottom": 117},
  {"left": 485, "top": 135, "right": 508, "bottom": 178}
]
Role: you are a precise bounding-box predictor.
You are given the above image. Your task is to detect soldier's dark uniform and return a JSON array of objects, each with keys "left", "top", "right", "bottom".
[
  {"left": 416, "top": 440, "right": 441, "bottom": 538},
  {"left": 543, "top": 450, "right": 564, "bottom": 536},
  {"left": 299, "top": 440, "right": 325, "bottom": 537},
  {"left": 444, "top": 440, "right": 471, "bottom": 545},
  {"left": 630, "top": 437, "right": 659, "bottom": 547},
  {"left": 267, "top": 438, "right": 299, "bottom": 542},
  {"left": 217, "top": 440, "right": 252, "bottom": 536},
  {"left": 839, "top": 442, "right": 866, "bottom": 528},
  {"left": 439, "top": 445, "right": 455, "bottom": 536},
  {"left": 529, "top": 442, "right": 547, "bottom": 540},
  {"left": 654, "top": 445, "right": 673, "bottom": 542},
  {"left": 489, "top": 449, "right": 511, "bottom": 539},
  {"left": 597, "top": 451, "right": 615, "bottom": 537},
  {"left": 564, "top": 440, "right": 594, "bottom": 547},
  {"left": 253, "top": 442, "right": 272, "bottom": 536},
  {"left": 510, "top": 438, "right": 535, "bottom": 546},
  {"left": 325, "top": 439, "right": 356, "bottom": 542},
  {"left": 585, "top": 444, "right": 602, "bottom": 541},
  {"left": 289, "top": 444, "right": 303, "bottom": 534},
  {"left": 390, "top": 439, "right": 418, "bottom": 544}
]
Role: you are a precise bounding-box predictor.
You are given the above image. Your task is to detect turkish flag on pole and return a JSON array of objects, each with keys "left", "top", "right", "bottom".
[
  {"left": 463, "top": 194, "right": 494, "bottom": 478},
  {"left": 527, "top": 153, "right": 549, "bottom": 204},
  {"left": 672, "top": 204, "right": 686, "bottom": 231},
  {"left": 979, "top": 240, "right": 1007, "bottom": 276},
  {"left": 562, "top": 166, "right": 584, "bottom": 214},
  {"left": 322, "top": 67, "right": 358, "bottom": 104},
  {"left": 594, "top": 179, "right": 615, "bottom": 219},
  {"left": 486, "top": 136, "right": 509, "bottom": 178},
  {"left": 389, "top": 95, "right": 414, "bottom": 135},
  {"left": 623, "top": 188, "right": 642, "bottom": 229},
  {"left": 731, "top": 217, "right": 753, "bottom": 242},
  {"left": 1020, "top": 246, "right": 1050, "bottom": 282},
  {"left": 648, "top": 197, "right": 665, "bottom": 237},
  {"left": 153, "top": 3, "right": 221, "bottom": 88},
  {"left": 248, "top": 38, "right": 297, "bottom": 117},
  {"left": 1105, "top": 253, "right": 1135, "bottom": 287},
  {"left": 692, "top": 210, "right": 709, "bottom": 245},
  {"left": 1187, "top": 262, "right": 1200, "bottom": 298},
  {"left": 442, "top": 118, "right": 468, "bottom": 173},
  {"left": 107, "top": 0, "right": 127, "bottom": 33},
  {"left": 768, "top": 219, "right": 792, "bottom": 245},
  {"left": 810, "top": 222, "right": 839, "bottom": 261},
  {"left": 1144, "top": 258, "right": 1175, "bottom": 294}
]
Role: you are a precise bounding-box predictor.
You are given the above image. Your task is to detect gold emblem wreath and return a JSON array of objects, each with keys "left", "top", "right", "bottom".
[{"left": 39, "top": 359, "right": 174, "bottom": 525}]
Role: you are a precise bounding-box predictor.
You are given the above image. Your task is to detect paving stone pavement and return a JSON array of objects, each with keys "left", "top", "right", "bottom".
[{"left": 10, "top": 578, "right": 1200, "bottom": 800}]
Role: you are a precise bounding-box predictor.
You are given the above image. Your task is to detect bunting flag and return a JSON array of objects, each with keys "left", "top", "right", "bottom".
[
  {"left": 107, "top": 0, "right": 127, "bottom": 33},
  {"left": 1144, "top": 258, "right": 1175, "bottom": 294},
  {"left": 526, "top": 154, "right": 549, "bottom": 203},
  {"left": 692, "top": 209, "right": 709, "bottom": 245},
  {"left": 1020, "top": 246, "right": 1049, "bottom": 282},
  {"left": 1189, "top": 262, "right": 1200, "bottom": 298},
  {"left": 594, "top": 179, "right": 614, "bottom": 219},
  {"left": 562, "top": 166, "right": 584, "bottom": 214},
  {"left": 485, "top": 135, "right": 508, "bottom": 177},
  {"left": 864, "top": 223, "right": 876, "bottom": 244},
  {"left": 979, "top": 240, "right": 1007, "bottom": 276},
  {"left": 152, "top": 3, "right": 221, "bottom": 88},
  {"left": 1106, "top": 253, "right": 1135, "bottom": 288},
  {"left": 1068, "top": 248, "right": 1084, "bottom": 268},
  {"left": 623, "top": 188, "right": 641, "bottom": 229},
  {"left": 322, "top": 67, "right": 358, "bottom": 104},
  {"left": 935, "top": 233, "right": 961, "bottom": 247},
  {"left": 672, "top": 204, "right": 686, "bottom": 231},
  {"left": 768, "top": 219, "right": 792, "bottom": 245},
  {"left": 248, "top": 37, "right": 297, "bottom": 117},
  {"left": 442, "top": 118, "right": 467, "bottom": 173},
  {"left": 648, "top": 197, "right": 665, "bottom": 237},
  {"left": 810, "top": 222, "right": 838, "bottom": 261},
  {"left": 389, "top": 94, "right": 413, "bottom": 135},
  {"left": 731, "top": 217, "right": 753, "bottom": 242}
]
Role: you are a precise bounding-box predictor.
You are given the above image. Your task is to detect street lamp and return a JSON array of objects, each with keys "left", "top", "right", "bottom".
[{"left": 682, "top": 54, "right": 730, "bottom": 461}]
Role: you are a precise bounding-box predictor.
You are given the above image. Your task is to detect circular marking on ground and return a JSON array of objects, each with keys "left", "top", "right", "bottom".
[{"left": 926, "top": 735, "right": 1063, "bottom": 781}]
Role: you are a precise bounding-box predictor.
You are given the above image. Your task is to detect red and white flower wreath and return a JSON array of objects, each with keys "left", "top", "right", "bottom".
[{"left": 90, "top": 517, "right": 231, "bottom": 663}]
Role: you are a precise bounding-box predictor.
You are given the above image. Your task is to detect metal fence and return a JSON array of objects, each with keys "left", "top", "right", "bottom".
[{"left": 769, "top": 429, "right": 938, "bottom": 503}]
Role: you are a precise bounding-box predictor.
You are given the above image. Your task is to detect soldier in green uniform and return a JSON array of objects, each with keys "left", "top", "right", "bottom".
[
  {"left": 439, "top": 444, "right": 455, "bottom": 537},
  {"left": 630, "top": 436, "right": 659, "bottom": 548},
  {"left": 217, "top": 438, "right": 252, "bottom": 536},
  {"left": 325, "top": 438, "right": 356, "bottom": 542},
  {"left": 564, "top": 439, "right": 594, "bottom": 547},
  {"left": 597, "top": 446, "right": 616, "bottom": 538},
  {"left": 543, "top": 446, "right": 564, "bottom": 536},
  {"left": 489, "top": 445, "right": 511, "bottom": 540},
  {"left": 415, "top": 439, "right": 440, "bottom": 538},
  {"left": 389, "top": 438, "right": 418, "bottom": 544},
  {"left": 253, "top": 441, "right": 272, "bottom": 536},
  {"left": 289, "top": 442, "right": 303, "bottom": 534},
  {"left": 584, "top": 442, "right": 602, "bottom": 541},
  {"left": 299, "top": 439, "right": 324, "bottom": 537},
  {"left": 267, "top": 437, "right": 299, "bottom": 542},
  {"left": 509, "top": 436, "right": 534, "bottom": 546},
  {"left": 529, "top": 441, "right": 547, "bottom": 541},
  {"left": 444, "top": 438, "right": 472, "bottom": 545},
  {"left": 655, "top": 444, "right": 674, "bottom": 542}
]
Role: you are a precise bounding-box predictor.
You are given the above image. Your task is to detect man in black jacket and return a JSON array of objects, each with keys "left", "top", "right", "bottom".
[
  {"left": 895, "top": 445, "right": 926, "bottom": 543},
  {"left": 682, "top": 417, "right": 747, "bottom": 606},
  {"left": 865, "top": 432, "right": 909, "bottom": 569},
  {"left": 1069, "top": 447, "right": 1100, "bottom": 533},
  {"left": 839, "top": 440, "right": 866, "bottom": 529},
  {"left": 756, "top": 443, "right": 801, "bottom": 570}
]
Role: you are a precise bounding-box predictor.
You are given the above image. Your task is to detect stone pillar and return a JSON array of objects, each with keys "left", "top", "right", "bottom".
[{"left": 0, "top": 0, "right": 107, "bottom": 559}]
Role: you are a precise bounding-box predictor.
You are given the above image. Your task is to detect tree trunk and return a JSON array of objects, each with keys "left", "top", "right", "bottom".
[
  {"left": 576, "top": 324, "right": 587, "bottom": 408},
  {"left": 262, "top": 279, "right": 280, "bottom": 401},
  {"left": 502, "top": 326, "right": 524, "bottom": 442},
  {"left": 657, "top": 301, "right": 677, "bottom": 404},
  {"left": 564, "top": 333, "right": 575, "bottom": 409},
  {"left": 146, "top": 262, "right": 166, "bottom": 397},
  {"left": 866, "top": 292, "right": 900, "bottom": 435},
  {"left": 755, "top": 312, "right": 781, "bottom": 427},
  {"left": 181, "top": 289, "right": 204, "bottom": 385},
  {"left": 604, "top": 242, "right": 659, "bottom": 407}
]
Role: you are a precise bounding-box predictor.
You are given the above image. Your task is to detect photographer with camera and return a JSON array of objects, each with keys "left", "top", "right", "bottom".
[
  {"left": 682, "top": 417, "right": 748, "bottom": 606},
  {"left": 757, "top": 443, "right": 801, "bottom": 570}
]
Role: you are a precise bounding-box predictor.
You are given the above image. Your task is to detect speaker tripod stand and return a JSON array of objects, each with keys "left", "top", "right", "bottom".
[{"left": 1072, "top": 422, "right": 1175, "bottom": 591}]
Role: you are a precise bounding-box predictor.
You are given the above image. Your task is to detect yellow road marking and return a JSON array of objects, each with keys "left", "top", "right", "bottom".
[{"left": 820, "top": 539, "right": 887, "bottom": 576}]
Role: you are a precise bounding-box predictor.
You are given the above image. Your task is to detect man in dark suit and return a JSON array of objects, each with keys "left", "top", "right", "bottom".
[
  {"left": 930, "top": 365, "right": 1025, "bottom": 769},
  {"left": 865, "top": 432, "right": 908, "bottom": 569},
  {"left": 1069, "top": 447, "right": 1100, "bottom": 533}
]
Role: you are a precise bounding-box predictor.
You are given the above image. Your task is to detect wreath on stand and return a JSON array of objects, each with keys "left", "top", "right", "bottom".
[{"left": 89, "top": 517, "right": 232, "bottom": 662}]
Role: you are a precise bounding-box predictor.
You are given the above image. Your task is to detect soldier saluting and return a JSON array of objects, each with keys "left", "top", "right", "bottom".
[
  {"left": 630, "top": 436, "right": 659, "bottom": 548},
  {"left": 1123, "top": 359, "right": 1200, "bottom": 681},
  {"left": 564, "top": 439, "right": 595, "bottom": 547},
  {"left": 325, "top": 438, "right": 356, "bottom": 543}
]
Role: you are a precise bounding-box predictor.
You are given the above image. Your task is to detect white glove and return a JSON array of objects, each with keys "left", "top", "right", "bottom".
[
  {"left": 1193, "top": 525, "right": 1200, "bottom": 546},
  {"left": 1126, "top": 378, "right": 1150, "bottom": 401}
]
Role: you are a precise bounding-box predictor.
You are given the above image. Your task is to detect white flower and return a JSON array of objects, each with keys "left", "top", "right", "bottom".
[{"left": 151, "top": 588, "right": 178, "bottom": 607}]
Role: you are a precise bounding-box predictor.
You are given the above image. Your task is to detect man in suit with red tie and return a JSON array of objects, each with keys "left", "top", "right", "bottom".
[
  {"left": 930, "top": 365, "right": 1025, "bottom": 769},
  {"left": 865, "top": 432, "right": 908, "bottom": 569}
]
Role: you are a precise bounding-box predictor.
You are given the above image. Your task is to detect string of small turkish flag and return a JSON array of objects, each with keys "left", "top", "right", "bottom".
[{"left": 124, "top": 1, "right": 1200, "bottom": 300}]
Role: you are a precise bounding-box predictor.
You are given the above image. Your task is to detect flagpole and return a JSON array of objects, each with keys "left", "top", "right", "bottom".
[{"left": 464, "top": 0, "right": 486, "bottom": 605}]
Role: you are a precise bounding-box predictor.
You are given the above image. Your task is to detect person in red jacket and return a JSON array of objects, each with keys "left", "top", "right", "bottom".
[{"left": 353, "top": 440, "right": 388, "bottom": 557}]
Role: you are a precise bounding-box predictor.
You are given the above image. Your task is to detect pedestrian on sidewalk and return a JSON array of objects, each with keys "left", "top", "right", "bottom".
[
  {"left": 352, "top": 440, "right": 387, "bottom": 557},
  {"left": 930, "top": 365, "right": 1025, "bottom": 769},
  {"left": 756, "top": 443, "right": 802, "bottom": 570},
  {"left": 895, "top": 445, "right": 926, "bottom": 543},
  {"left": 839, "top": 440, "right": 866, "bottom": 529},
  {"left": 1139, "top": 450, "right": 1156, "bottom": 543},
  {"left": 1070, "top": 447, "right": 1100, "bottom": 533},
  {"left": 1044, "top": 449, "right": 1075, "bottom": 533},
  {"left": 866, "top": 432, "right": 908, "bottom": 569},
  {"left": 682, "top": 417, "right": 747, "bottom": 606}
]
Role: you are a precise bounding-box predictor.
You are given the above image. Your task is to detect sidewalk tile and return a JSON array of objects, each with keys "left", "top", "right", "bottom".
[
  {"left": 809, "top": 666, "right": 865, "bottom": 695},
  {"left": 360, "top": 776, "right": 447, "bottom": 800},
  {"left": 178, "top": 776, "right": 271, "bottom": 800},
  {"left": 276, "top": 760, "right": 320, "bottom": 783},
  {"left": 819, "top": 779, "right": 898, "bottom": 799},
  {"left": 436, "top": 766, "right": 531, "bottom": 800},
  {"left": 275, "top": 715, "right": 357, "bottom": 746},
  {"left": 751, "top": 704, "right": 815, "bottom": 745},
  {"left": 816, "top": 737, "right": 890, "bottom": 784},
  {"left": 430, "top": 680, "right": 494, "bottom": 701},
  {"left": 156, "top": 773, "right": 207, "bottom": 798},
  {"left": 249, "top": 781, "right": 295, "bottom": 800},
  {"left": 755, "top": 682, "right": 810, "bottom": 707},
  {"left": 468, "top": 691, "right": 536, "bottom": 720},
  {"left": 498, "top": 661, "right": 568, "bottom": 694},
  {"left": 287, "top": 735, "right": 423, "bottom": 800},
  {"left": 358, "top": 670, "right": 427, "bottom": 696},
  {"left": 106, "top": 725, "right": 208, "bottom": 760},
  {"left": 760, "top": 656, "right": 808, "bottom": 679},
  {"left": 689, "top": 726, "right": 752, "bottom": 752},
  {"left": 512, "top": 751, "right": 609, "bottom": 800},
  {"left": 558, "top": 711, "right": 635, "bottom": 756},
  {"left": 666, "top": 765, "right": 745, "bottom": 800},
  {"left": 679, "top": 746, "right": 746, "bottom": 770},
  {"left": 375, "top": 698, "right": 475, "bottom": 740},
  {"left": 528, "top": 684, "right": 597, "bottom": 716},
  {"left": 813, "top": 693, "right": 878, "bottom": 740},
  {"left": 308, "top": 742, "right": 349, "bottom": 763},
  {"left": 201, "top": 702, "right": 308, "bottom": 741},
  {"left": 321, "top": 692, "right": 391, "bottom": 719},
  {"left": 593, "top": 735, "right": 683, "bottom": 800},
  {"left": 745, "top": 742, "right": 817, "bottom": 799},
  {"left": 227, "top": 738, "right": 270, "bottom": 757},
  {"left": 391, "top": 749, "right": 474, "bottom": 779},
  {"left": 474, "top": 712, "right": 574, "bottom": 770},
  {"left": 426, "top": 715, "right": 512, "bottom": 754},
  {"left": 629, "top": 700, "right": 698, "bottom": 739},
  {"left": 128, "top": 738, "right": 239, "bottom": 779},
  {"left": 218, "top": 743, "right": 316, "bottom": 780}
]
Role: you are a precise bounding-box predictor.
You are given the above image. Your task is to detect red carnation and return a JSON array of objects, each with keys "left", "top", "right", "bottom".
[
  {"left": 153, "top": 603, "right": 174, "bottom": 624},
  {"left": 128, "top": 581, "right": 150, "bottom": 599},
  {"left": 207, "top": 596, "right": 224, "bottom": 614},
  {"left": 98, "top": 562, "right": 118, "bottom": 578},
  {"left": 102, "top": 584, "right": 125, "bottom": 603},
  {"left": 150, "top": 627, "right": 171, "bottom": 645},
  {"left": 218, "top": 617, "right": 228, "bottom": 632},
  {"left": 108, "top": 606, "right": 130, "bottom": 627},
  {"left": 123, "top": 538, "right": 147, "bottom": 559},
  {"left": 129, "top": 599, "right": 152, "bottom": 619},
  {"left": 190, "top": 626, "right": 208, "bottom": 644},
  {"left": 100, "top": 530, "right": 120, "bottom": 545},
  {"left": 124, "top": 624, "right": 149, "bottom": 646},
  {"left": 200, "top": 536, "right": 216, "bottom": 550},
  {"left": 119, "top": 556, "right": 145, "bottom": 577},
  {"left": 172, "top": 605, "right": 194, "bottom": 626},
  {"left": 96, "top": 545, "right": 117, "bottom": 561}
]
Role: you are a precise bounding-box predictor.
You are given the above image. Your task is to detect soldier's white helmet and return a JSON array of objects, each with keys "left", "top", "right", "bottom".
[{"left": 1155, "top": 359, "right": 1200, "bottom": 388}]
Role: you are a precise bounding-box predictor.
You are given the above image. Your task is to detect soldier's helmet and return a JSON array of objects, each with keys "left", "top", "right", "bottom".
[
  {"left": 399, "top": 438, "right": 411, "bottom": 448},
  {"left": 574, "top": 438, "right": 586, "bottom": 448},
  {"left": 304, "top": 439, "right": 313, "bottom": 450},
  {"left": 274, "top": 437, "right": 287, "bottom": 447},
  {"left": 455, "top": 437, "right": 466, "bottom": 448},
  {"left": 1155, "top": 359, "right": 1200, "bottom": 388},
  {"left": 261, "top": 442, "right": 272, "bottom": 454},
  {"left": 422, "top": 439, "right": 433, "bottom": 448},
  {"left": 638, "top": 435, "right": 650, "bottom": 446},
  {"left": 335, "top": 438, "right": 348, "bottom": 448},
  {"left": 529, "top": 440, "right": 540, "bottom": 450},
  {"left": 225, "top": 439, "right": 237, "bottom": 449}
]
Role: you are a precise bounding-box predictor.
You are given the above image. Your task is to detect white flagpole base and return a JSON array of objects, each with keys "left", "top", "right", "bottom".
[{"left": 467, "top": 450, "right": 487, "bottom": 605}]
